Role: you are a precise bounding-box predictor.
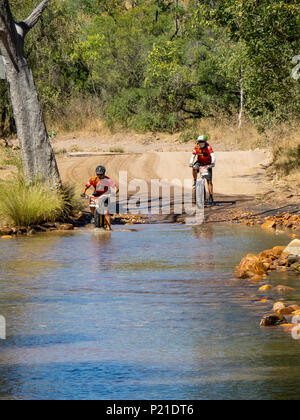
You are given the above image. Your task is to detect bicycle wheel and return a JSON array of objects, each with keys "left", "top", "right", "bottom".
[
  {"left": 94, "top": 211, "right": 101, "bottom": 228},
  {"left": 196, "top": 178, "right": 206, "bottom": 208}
]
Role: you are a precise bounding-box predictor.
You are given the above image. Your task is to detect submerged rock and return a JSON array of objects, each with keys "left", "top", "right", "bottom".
[
  {"left": 273, "top": 285, "right": 296, "bottom": 293},
  {"left": 0, "top": 227, "right": 13, "bottom": 236},
  {"left": 260, "top": 314, "right": 287, "bottom": 327},
  {"left": 249, "top": 275, "right": 264, "bottom": 282},
  {"left": 259, "top": 285, "right": 272, "bottom": 292},
  {"left": 55, "top": 223, "right": 74, "bottom": 231}
]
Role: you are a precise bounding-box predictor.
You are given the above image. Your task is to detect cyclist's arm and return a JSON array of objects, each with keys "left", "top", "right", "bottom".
[
  {"left": 210, "top": 152, "right": 216, "bottom": 167},
  {"left": 81, "top": 180, "right": 93, "bottom": 196},
  {"left": 189, "top": 155, "right": 195, "bottom": 167},
  {"left": 81, "top": 186, "right": 88, "bottom": 196}
]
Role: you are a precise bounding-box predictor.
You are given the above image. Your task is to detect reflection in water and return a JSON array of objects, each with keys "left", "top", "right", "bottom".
[
  {"left": 192, "top": 224, "right": 215, "bottom": 240},
  {"left": 0, "top": 225, "right": 299, "bottom": 400}
]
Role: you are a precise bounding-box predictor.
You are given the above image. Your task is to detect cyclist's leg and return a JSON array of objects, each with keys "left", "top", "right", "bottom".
[
  {"left": 207, "top": 180, "right": 213, "bottom": 197},
  {"left": 104, "top": 210, "right": 112, "bottom": 230},
  {"left": 193, "top": 162, "right": 200, "bottom": 187},
  {"left": 89, "top": 196, "right": 96, "bottom": 220},
  {"left": 102, "top": 197, "right": 112, "bottom": 230},
  {"left": 205, "top": 169, "right": 214, "bottom": 205}
]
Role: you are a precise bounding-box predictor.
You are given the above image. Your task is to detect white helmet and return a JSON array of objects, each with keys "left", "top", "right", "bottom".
[{"left": 197, "top": 135, "right": 207, "bottom": 143}]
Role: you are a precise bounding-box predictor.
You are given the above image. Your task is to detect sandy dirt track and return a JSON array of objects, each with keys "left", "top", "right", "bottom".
[{"left": 57, "top": 149, "right": 272, "bottom": 197}]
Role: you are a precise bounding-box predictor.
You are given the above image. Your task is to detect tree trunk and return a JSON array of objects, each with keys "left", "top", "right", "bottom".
[
  {"left": 0, "top": 0, "right": 61, "bottom": 187},
  {"left": 238, "top": 65, "right": 244, "bottom": 129}
]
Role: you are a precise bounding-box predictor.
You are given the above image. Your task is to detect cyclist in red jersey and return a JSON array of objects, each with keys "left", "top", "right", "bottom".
[
  {"left": 189, "top": 135, "right": 216, "bottom": 206},
  {"left": 81, "top": 166, "right": 119, "bottom": 230}
]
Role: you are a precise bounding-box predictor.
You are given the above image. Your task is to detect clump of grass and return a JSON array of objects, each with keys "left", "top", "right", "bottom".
[
  {"left": 0, "top": 176, "right": 63, "bottom": 226},
  {"left": 54, "top": 148, "right": 68, "bottom": 156},
  {"left": 0, "top": 174, "right": 64, "bottom": 226},
  {"left": 58, "top": 184, "right": 84, "bottom": 221},
  {"left": 109, "top": 147, "right": 124, "bottom": 153},
  {"left": 70, "top": 145, "right": 80, "bottom": 153},
  {"left": 0, "top": 173, "right": 85, "bottom": 226}
]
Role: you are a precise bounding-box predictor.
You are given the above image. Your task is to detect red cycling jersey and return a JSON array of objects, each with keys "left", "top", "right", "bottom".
[
  {"left": 86, "top": 175, "right": 116, "bottom": 196},
  {"left": 193, "top": 144, "right": 214, "bottom": 165}
]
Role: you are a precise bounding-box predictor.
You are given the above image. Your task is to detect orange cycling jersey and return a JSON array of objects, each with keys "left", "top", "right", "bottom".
[
  {"left": 86, "top": 176, "right": 116, "bottom": 196},
  {"left": 193, "top": 144, "right": 214, "bottom": 166}
]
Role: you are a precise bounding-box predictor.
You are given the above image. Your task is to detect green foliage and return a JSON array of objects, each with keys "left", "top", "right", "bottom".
[
  {"left": 199, "top": 0, "right": 300, "bottom": 128},
  {"left": 109, "top": 147, "right": 124, "bottom": 153},
  {"left": 0, "top": 0, "right": 299, "bottom": 134}
]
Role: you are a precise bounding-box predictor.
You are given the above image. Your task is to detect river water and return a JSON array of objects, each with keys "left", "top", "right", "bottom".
[{"left": 0, "top": 224, "right": 299, "bottom": 400}]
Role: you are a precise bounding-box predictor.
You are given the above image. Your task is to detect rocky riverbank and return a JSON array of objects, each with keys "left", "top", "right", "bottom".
[{"left": 235, "top": 239, "right": 300, "bottom": 339}]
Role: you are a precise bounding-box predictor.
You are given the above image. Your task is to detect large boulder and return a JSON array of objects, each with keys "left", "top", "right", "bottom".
[
  {"left": 284, "top": 239, "right": 300, "bottom": 257},
  {"left": 237, "top": 254, "right": 268, "bottom": 276}
]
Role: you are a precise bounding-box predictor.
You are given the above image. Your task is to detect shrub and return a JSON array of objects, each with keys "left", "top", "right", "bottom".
[
  {"left": 0, "top": 175, "right": 83, "bottom": 227},
  {"left": 273, "top": 145, "right": 300, "bottom": 176},
  {"left": 0, "top": 174, "right": 65, "bottom": 226},
  {"left": 109, "top": 147, "right": 124, "bottom": 153},
  {"left": 58, "top": 184, "right": 84, "bottom": 221}
]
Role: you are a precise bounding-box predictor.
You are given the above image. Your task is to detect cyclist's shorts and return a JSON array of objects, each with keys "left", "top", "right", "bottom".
[{"left": 193, "top": 162, "right": 213, "bottom": 181}]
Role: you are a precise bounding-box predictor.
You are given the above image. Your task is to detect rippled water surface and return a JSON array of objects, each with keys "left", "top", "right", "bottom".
[{"left": 0, "top": 224, "right": 300, "bottom": 400}]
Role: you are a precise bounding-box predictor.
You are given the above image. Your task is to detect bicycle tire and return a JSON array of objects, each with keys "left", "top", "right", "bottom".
[{"left": 94, "top": 211, "right": 101, "bottom": 228}]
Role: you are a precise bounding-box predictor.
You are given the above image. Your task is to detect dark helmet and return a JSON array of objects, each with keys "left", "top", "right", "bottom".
[{"left": 96, "top": 165, "right": 106, "bottom": 176}]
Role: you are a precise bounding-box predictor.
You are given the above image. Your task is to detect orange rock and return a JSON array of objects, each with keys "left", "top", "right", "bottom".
[
  {"left": 289, "top": 305, "right": 300, "bottom": 312},
  {"left": 271, "top": 246, "right": 286, "bottom": 256},
  {"left": 277, "top": 266, "right": 288, "bottom": 272},
  {"left": 1, "top": 235, "right": 12, "bottom": 239},
  {"left": 249, "top": 275, "right": 263, "bottom": 282},
  {"left": 292, "top": 310, "right": 300, "bottom": 316},
  {"left": 262, "top": 221, "right": 276, "bottom": 230},
  {"left": 273, "top": 302, "right": 286, "bottom": 312},
  {"left": 259, "top": 285, "right": 272, "bottom": 292},
  {"left": 276, "top": 307, "right": 294, "bottom": 315}
]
